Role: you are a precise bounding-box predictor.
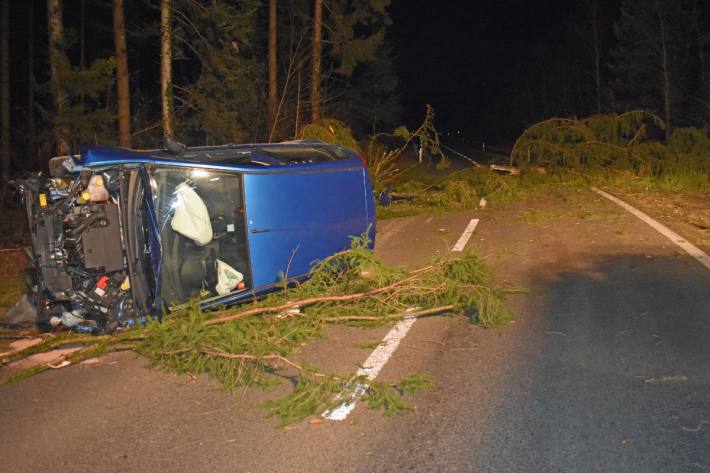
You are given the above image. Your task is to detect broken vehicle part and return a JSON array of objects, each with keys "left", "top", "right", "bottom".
[{"left": 13, "top": 141, "right": 376, "bottom": 332}]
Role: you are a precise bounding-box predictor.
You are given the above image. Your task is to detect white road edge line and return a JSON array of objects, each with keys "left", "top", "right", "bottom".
[
  {"left": 325, "top": 217, "right": 483, "bottom": 421},
  {"left": 323, "top": 316, "right": 417, "bottom": 421},
  {"left": 592, "top": 187, "right": 710, "bottom": 271},
  {"left": 452, "top": 218, "right": 480, "bottom": 252}
]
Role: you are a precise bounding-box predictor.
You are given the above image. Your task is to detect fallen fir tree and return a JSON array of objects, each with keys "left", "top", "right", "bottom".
[
  {"left": 510, "top": 111, "right": 710, "bottom": 190},
  {"left": 0, "top": 235, "right": 510, "bottom": 424},
  {"left": 377, "top": 110, "right": 710, "bottom": 221}
]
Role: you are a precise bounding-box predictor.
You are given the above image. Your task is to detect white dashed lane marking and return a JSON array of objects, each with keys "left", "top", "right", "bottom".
[
  {"left": 451, "top": 218, "right": 479, "bottom": 252},
  {"left": 325, "top": 215, "right": 482, "bottom": 421},
  {"left": 323, "top": 317, "right": 417, "bottom": 421}
]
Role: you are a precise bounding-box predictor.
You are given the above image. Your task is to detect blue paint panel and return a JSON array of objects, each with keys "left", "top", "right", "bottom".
[
  {"left": 244, "top": 167, "right": 372, "bottom": 288},
  {"left": 79, "top": 143, "right": 362, "bottom": 174},
  {"left": 77, "top": 143, "right": 376, "bottom": 307}
]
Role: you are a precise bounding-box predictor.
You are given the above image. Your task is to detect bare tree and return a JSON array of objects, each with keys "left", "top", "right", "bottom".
[
  {"left": 656, "top": 0, "right": 672, "bottom": 137},
  {"left": 267, "top": 0, "right": 277, "bottom": 136},
  {"left": 295, "top": 67, "right": 302, "bottom": 136},
  {"left": 113, "top": 0, "right": 131, "bottom": 147},
  {"left": 47, "top": 0, "right": 69, "bottom": 154},
  {"left": 80, "top": 0, "right": 85, "bottom": 70},
  {"left": 28, "top": 0, "right": 36, "bottom": 168},
  {"left": 311, "top": 0, "right": 322, "bottom": 122},
  {"left": 161, "top": 0, "right": 174, "bottom": 139},
  {"left": 611, "top": 0, "right": 688, "bottom": 137},
  {"left": 694, "top": 0, "right": 706, "bottom": 90},
  {"left": 79, "top": 0, "right": 85, "bottom": 106},
  {"left": 690, "top": 0, "right": 708, "bottom": 123},
  {"left": 1, "top": 0, "right": 9, "bottom": 179},
  {"left": 591, "top": 0, "right": 602, "bottom": 114}
]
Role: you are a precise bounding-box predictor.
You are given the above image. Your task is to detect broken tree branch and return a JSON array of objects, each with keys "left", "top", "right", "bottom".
[
  {"left": 0, "top": 332, "right": 144, "bottom": 365},
  {"left": 323, "top": 305, "right": 456, "bottom": 323},
  {"left": 204, "top": 271, "right": 431, "bottom": 326},
  {"left": 200, "top": 350, "right": 305, "bottom": 372}
]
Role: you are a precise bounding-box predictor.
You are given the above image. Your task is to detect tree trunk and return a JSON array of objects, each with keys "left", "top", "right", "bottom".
[
  {"left": 113, "top": 0, "right": 131, "bottom": 148},
  {"left": 656, "top": 0, "right": 672, "bottom": 138},
  {"left": 0, "top": 0, "right": 9, "bottom": 179},
  {"left": 267, "top": 0, "right": 277, "bottom": 137},
  {"left": 28, "top": 0, "right": 37, "bottom": 169},
  {"left": 295, "top": 67, "right": 301, "bottom": 137},
  {"left": 79, "top": 0, "right": 85, "bottom": 106},
  {"left": 47, "top": 0, "right": 69, "bottom": 154},
  {"left": 310, "top": 0, "right": 322, "bottom": 123},
  {"left": 160, "top": 0, "right": 174, "bottom": 140},
  {"left": 591, "top": 0, "right": 601, "bottom": 114},
  {"left": 692, "top": 0, "right": 706, "bottom": 100},
  {"left": 80, "top": 0, "right": 85, "bottom": 71}
]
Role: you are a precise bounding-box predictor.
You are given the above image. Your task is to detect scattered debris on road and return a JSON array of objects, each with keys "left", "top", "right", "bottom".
[
  {"left": 0, "top": 296, "right": 37, "bottom": 328},
  {"left": 644, "top": 375, "right": 688, "bottom": 384},
  {"left": 490, "top": 164, "right": 521, "bottom": 175},
  {"left": 0, "top": 236, "right": 510, "bottom": 426}
]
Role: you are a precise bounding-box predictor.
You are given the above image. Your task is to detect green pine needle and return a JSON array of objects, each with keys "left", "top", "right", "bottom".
[{"left": 2, "top": 234, "right": 509, "bottom": 426}]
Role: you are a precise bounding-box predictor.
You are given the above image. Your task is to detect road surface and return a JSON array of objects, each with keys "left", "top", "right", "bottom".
[{"left": 1, "top": 187, "right": 708, "bottom": 473}]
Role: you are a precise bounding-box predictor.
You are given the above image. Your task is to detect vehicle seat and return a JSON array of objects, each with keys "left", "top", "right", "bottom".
[{"left": 178, "top": 254, "right": 206, "bottom": 298}]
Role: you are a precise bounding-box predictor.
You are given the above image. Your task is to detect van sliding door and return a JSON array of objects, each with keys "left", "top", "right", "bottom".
[{"left": 244, "top": 165, "right": 369, "bottom": 288}]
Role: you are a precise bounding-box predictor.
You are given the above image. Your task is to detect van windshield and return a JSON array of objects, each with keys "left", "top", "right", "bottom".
[{"left": 150, "top": 168, "right": 250, "bottom": 306}]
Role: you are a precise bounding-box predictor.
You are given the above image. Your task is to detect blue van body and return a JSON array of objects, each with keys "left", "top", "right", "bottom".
[{"left": 17, "top": 141, "right": 376, "bottom": 330}]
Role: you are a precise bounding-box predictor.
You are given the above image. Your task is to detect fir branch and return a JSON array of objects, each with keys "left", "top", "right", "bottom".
[
  {"left": 200, "top": 350, "right": 304, "bottom": 372},
  {"left": 2, "top": 239, "right": 511, "bottom": 426},
  {"left": 322, "top": 304, "right": 456, "bottom": 322},
  {"left": 204, "top": 269, "right": 433, "bottom": 326}
]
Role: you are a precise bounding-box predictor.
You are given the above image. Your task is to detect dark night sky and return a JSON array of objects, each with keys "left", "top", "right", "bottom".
[{"left": 389, "top": 0, "right": 588, "bottom": 141}]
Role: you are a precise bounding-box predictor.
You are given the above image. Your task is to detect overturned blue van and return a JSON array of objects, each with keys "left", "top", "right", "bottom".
[{"left": 15, "top": 141, "right": 376, "bottom": 332}]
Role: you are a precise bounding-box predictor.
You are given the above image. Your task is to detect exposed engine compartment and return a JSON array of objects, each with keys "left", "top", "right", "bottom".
[{"left": 17, "top": 166, "right": 138, "bottom": 333}]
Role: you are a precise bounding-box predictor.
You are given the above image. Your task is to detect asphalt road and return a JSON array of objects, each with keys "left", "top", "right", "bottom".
[
  {"left": 1, "top": 188, "right": 709, "bottom": 473},
  {"left": 465, "top": 255, "right": 710, "bottom": 473}
]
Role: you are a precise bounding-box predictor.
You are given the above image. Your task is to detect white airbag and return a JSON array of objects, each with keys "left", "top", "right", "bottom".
[
  {"left": 170, "top": 182, "right": 213, "bottom": 246},
  {"left": 215, "top": 259, "right": 244, "bottom": 295}
]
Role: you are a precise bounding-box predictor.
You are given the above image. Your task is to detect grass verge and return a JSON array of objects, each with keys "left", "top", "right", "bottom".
[{"left": 377, "top": 163, "right": 710, "bottom": 221}]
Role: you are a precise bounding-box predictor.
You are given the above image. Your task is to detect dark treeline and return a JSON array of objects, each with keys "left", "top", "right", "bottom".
[
  {"left": 0, "top": 0, "right": 709, "bottom": 180},
  {"left": 542, "top": 0, "right": 710, "bottom": 139},
  {"left": 391, "top": 0, "right": 710, "bottom": 143},
  {"left": 0, "top": 0, "right": 398, "bottom": 179}
]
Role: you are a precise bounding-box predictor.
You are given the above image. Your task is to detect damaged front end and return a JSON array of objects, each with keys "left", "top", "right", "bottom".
[{"left": 13, "top": 157, "right": 156, "bottom": 333}]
